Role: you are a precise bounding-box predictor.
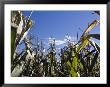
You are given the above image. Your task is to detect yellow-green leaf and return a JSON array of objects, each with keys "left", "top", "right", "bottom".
[
  {"left": 77, "top": 39, "right": 89, "bottom": 53},
  {"left": 82, "top": 20, "right": 99, "bottom": 37},
  {"left": 79, "top": 62, "right": 84, "bottom": 70},
  {"left": 67, "top": 60, "right": 71, "bottom": 67},
  {"left": 70, "top": 67, "right": 78, "bottom": 77},
  {"left": 72, "top": 56, "right": 78, "bottom": 71}
]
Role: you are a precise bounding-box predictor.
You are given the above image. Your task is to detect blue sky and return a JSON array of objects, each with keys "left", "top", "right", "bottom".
[{"left": 21, "top": 11, "right": 100, "bottom": 51}]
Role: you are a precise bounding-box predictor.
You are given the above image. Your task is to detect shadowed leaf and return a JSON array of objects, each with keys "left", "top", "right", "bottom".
[
  {"left": 89, "top": 52, "right": 99, "bottom": 72},
  {"left": 86, "top": 34, "right": 100, "bottom": 40},
  {"left": 89, "top": 40, "right": 100, "bottom": 53},
  {"left": 11, "top": 26, "right": 17, "bottom": 60}
]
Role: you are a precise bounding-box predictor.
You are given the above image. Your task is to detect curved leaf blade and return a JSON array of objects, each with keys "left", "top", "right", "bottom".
[
  {"left": 89, "top": 40, "right": 100, "bottom": 53},
  {"left": 82, "top": 20, "right": 99, "bottom": 37}
]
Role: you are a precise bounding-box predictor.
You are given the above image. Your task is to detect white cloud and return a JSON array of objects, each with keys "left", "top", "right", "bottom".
[
  {"left": 47, "top": 35, "right": 77, "bottom": 46},
  {"left": 64, "top": 35, "right": 77, "bottom": 42},
  {"left": 55, "top": 40, "right": 65, "bottom": 45},
  {"left": 48, "top": 37, "right": 55, "bottom": 44},
  {"left": 65, "top": 35, "right": 71, "bottom": 40}
]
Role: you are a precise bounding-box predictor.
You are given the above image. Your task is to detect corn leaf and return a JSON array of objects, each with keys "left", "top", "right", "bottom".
[
  {"left": 89, "top": 40, "right": 100, "bottom": 53},
  {"left": 11, "top": 26, "right": 17, "bottom": 59},
  {"left": 79, "top": 62, "right": 84, "bottom": 70},
  {"left": 70, "top": 67, "right": 78, "bottom": 77},
  {"left": 82, "top": 20, "right": 99, "bottom": 37},
  {"left": 72, "top": 56, "right": 78, "bottom": 71},
  {"left": 86, "top": 34, "right": 100, "bottom": 40},
  {"left": 67, "top": 60, "right": 71, "bottom": 67},
  {"left": 67, "top": 60, "right": 78, "bottom": 77},
  {"left": 77, "top": 39, "right": 89, "bottom": 53},
  {"left": 89, "top": 52, "right": 99, "bottom": 72},
  {"left": 79, "top": 57, "right": 88, "bottom": 76}
]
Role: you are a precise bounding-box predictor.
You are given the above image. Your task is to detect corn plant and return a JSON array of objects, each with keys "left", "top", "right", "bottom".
[{"left": 11, "top": 11, "right": 100, "bottom": 77}]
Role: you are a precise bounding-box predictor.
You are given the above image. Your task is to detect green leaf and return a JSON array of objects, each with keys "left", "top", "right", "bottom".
[
  {"left": 67, "top": 53, "right": 79, "bottom": 77},
  {"left": 79, "top": 61, "right": 84, "bottom": 70},
  {"left": 77, "top": 39, "right": 89, "bottom": 53},
  {"left": 72, "top": 56, "right": 78, "bottom": 71},
  {"left": 11, "top": 26, "right": 17, "bottom": 59},
  {"left": 83, "top": 50, "right": 96, "bottom": 58},
  {"left": 89, "top": 52, "right": 99, "bottom": 72},
  {"left": 70, "top": 67, "right": 78, "bottom": 77},
  {"left": 67, "top": 60, "right": 78, "bottom": 77},
  {"left": 67, "top": 60, "right": 71, "bottom": 67}
]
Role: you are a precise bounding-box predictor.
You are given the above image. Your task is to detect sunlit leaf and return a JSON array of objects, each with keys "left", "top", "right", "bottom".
[
  {"left": 77, "top": 39, "right": 89, "bottom": 53},
  {"left": 70, "top": 67, "right": 78, "bottom": 77},
  {"left": 72, "top": 56, "right": 78, "bottom": 71},
  {"left": 82, "top": 20, "right": 99, "bottom": 37}
]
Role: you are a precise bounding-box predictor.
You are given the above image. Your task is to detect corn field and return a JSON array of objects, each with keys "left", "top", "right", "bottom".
[{"left": 11, "top": 11, "right": 100, "bottom": 77}]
